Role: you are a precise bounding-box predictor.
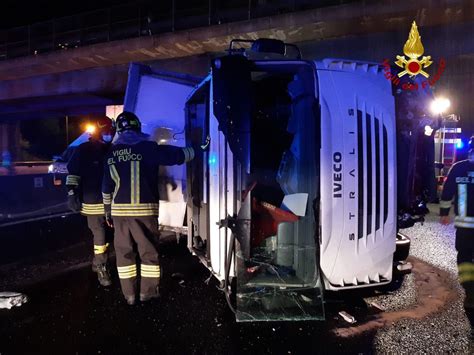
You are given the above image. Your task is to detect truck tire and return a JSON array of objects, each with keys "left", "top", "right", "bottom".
[{"left": 394, "top": 232, "right": 410, "bottom": 262}]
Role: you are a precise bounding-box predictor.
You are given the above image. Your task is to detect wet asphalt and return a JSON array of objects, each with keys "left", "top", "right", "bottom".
[{"left": 0, "top": 215, "right": 380, "bottom": 354}]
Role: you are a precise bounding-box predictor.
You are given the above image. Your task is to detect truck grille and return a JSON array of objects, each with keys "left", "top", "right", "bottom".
[{"left": 357, "top": 109, "right": 389, "bottom": 241}]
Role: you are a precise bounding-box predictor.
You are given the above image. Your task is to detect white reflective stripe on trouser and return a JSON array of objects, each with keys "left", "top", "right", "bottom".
[
  {"left": 439, "top": 199, "right": 453, "bottom": 209},
  {"left": 454, "top": 221, "right": 474, "bottom": 229},
  {"left": 141, "top": 264, "right": 160, "bottom": 278},
  {"left": 117, "top": 265, "right": 137, "bottom": 279}
]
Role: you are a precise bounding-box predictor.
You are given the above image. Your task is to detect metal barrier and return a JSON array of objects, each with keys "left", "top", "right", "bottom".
[{"left": 0, "top": 0, "right": 354, "bottom": 61}]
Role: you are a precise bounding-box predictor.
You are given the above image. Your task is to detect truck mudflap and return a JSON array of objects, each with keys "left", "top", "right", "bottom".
[{"left": 316, "top": 59, "right": 397, "bottom": 290}]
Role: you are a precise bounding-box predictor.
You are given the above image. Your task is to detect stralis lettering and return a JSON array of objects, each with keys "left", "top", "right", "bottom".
[
  {"left": 333, "top": 152, "right": 342, "bottom": 198},
  {"left": 108, "top": 148, "right": 143, "bottom": 165}
]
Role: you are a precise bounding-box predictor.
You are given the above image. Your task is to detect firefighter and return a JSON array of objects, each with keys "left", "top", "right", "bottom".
[
  {"left": 102, "top": 111, "right": 207, "bottom": 305},
  {"left": 440, "top": 135, "right": 474, "bottom": 327},
  {"left": 66, "top": 116, "right": 115, "bottom": 287}
]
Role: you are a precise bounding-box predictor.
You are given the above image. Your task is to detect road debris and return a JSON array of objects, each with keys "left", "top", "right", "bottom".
[
  {"left": 0, "top": 292, "right": 28, "bottom": 309},
  {"left": 338, "top": 311, "right": 357, "bottom": 324}
]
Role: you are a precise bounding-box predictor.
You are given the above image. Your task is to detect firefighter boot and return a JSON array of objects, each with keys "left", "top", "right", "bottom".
[
  {"left": 140, "top": 283, "right": 161, "bottom": 302},
  {"left": 96, "top": 263, "right": 112, "bottom": 287},
  {"left": 125, "top": 295, "right": 136, "bottom": 306}
]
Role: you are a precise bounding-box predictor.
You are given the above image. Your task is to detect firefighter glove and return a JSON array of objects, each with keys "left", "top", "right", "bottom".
[
  {"left": 200, "top": 135, "right": 211, "bottom": 152},
  {"left": 191, "top": 135, "right": 211, "bottom": 155},
  {"left": 105, "top": 212, "right": 113, "bottom": 228}
]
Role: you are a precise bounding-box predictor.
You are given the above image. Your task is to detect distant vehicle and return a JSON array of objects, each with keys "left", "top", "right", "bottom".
[{"left": 48, "top": 146, "right": 76, "bottom": 175}]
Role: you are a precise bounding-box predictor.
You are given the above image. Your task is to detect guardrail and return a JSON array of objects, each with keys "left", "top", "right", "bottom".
[{"left": 0, "top": 0, "right": 354, "bottom": 61}]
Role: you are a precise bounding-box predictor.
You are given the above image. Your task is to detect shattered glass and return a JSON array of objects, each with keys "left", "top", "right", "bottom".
[{"left": 233, "top": 64, "right": 325, "bottom": 321}]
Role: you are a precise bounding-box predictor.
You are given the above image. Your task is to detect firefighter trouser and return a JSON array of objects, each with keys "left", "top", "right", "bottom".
[
  {"left": 86, "top": 215, "right": 108, "bottom": 265},
  {"left": 114, "top": 216, "right": 161, "bottom": 299},
  {"left": 456, "top": 227, "right": 474, "bottom": 325}
]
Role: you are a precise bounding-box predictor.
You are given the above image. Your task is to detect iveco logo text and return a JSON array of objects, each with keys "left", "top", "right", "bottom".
[{"left": 333, "top": 152, "right": 342, "bottom": 198}]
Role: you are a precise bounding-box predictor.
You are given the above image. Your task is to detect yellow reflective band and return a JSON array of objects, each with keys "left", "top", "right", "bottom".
[
  {"left": 458, "top": 263, "right": 474, "bottom": 272},
  {"left": 109, "top": 165, "right": 120, "bottom": 203},
  {"left": 111, "top": 203, "right": 159, "bottom": 217},
  {"left": 82, "top": 211, "right": 105, "bottom": 216},
  {"left": 459, "top": 271, "right": 474, "bottom": 284},
  {"left": 182, "top": 147, "right": 195, "bottom": 163},
  {"left": 66, "top": 175, "right": 81, "bottom": 185},
  {"left": 141, "top": 264, "right": 160, "bottom": 270},
  {"left": 82, "top": 204, "right": 104, "bottom": 209},
  {"left": 112, "top": 204, "right": 159, "bottom": 210},
  {"left": 117, "top": 265, "right": 137, "bottom": 272},
  {"left": 118, "top": 271, "right": 137, "bottom": 279},
  {"left": 112, "top": 209, "right": 158, "bottom": 213},
  {"left": 102, "top": 193, "right": 112, "bottom": 205},
  {"left": 131, "top": 160, "right": 135, "bottom": 204},
  {"left": 94, "top": 243, "right": 109, "bottom": 255},
  {"left": 439, "top": 199, "right": 453, "bottom": 209},
  {"left": 130, "top": 161, "right": 141, "bottom": 204},
  {"left": 112, "top": 211, "right": 158, "bottom": 217},
  {"left": 141, "top": 272, "right": 160, "bottom": 278},
  {"left": 136, "top": 161, "right": 140, "bottom": 203},
  {"left": 458, "top": 184, "right": 467, "bottom": 218},
  {"left": 182, "top": 147, "right": 190, "bottom": 162},
  {"left": 81, "top": 203, "right": 105, "bottom": 215}
]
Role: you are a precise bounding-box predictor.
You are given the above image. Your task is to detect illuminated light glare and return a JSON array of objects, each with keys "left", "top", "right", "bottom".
[
  {"left": 159, "top": 139, "right": 167, "bottom": 144},
  {"left": 85, "top": 124, "right": 96, "bottom": 134},
  {"left": 208, "top": 153, "right": 217, "bottom": 165},
  {"left": 456, "top": 140, "right": 464, "bottom": 149},
  {"left": 430, "top": 97, "right": 451, "bottom": 115},
  {"left": 424, "top": 125, "right": 434, "bottom": 136},
  {"left": 48, "top": 164, "right": 54, "bottom": 173}
]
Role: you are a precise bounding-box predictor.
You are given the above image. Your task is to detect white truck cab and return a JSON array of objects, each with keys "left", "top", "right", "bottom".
[
  {"left": 181, "top": 39, "right": 404, "bottom": 321},
  {"left": 120, "top": 39, "right": 434, "bottom": 321}
]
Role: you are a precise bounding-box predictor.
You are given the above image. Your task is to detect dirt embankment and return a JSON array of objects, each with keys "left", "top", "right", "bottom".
[{"left": 334, "top": 257, "right": 458, "bottom": 337}]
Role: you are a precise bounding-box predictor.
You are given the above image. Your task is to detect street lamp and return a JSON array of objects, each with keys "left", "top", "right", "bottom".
[
  {"left": 85, "top": 124, "right": 96, "bottom": 134},
  {"left": 430, "top": 97, "right": 451, "bottom": 116}
]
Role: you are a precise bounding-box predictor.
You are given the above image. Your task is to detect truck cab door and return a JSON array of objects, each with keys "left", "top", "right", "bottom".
[{"left": 188, "top": 56, "right": 325, "bottom": 321}]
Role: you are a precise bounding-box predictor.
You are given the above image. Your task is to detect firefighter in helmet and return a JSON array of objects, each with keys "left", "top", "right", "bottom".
[
  {"left": 102, "top": 111, "right": 208, "bottom": 305},
  {"left": 66, "top": 116, "right": 115, "bottom": 287},
  {"left": 440, "top": 135, "right": 474, "bottom": 327}
]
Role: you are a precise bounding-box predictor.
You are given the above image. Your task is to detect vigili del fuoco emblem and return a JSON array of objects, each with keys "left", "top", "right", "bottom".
[{"left": 395, "top": 21, "right": 432, "bottom": 78}]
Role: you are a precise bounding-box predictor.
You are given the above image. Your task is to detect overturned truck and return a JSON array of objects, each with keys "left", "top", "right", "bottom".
[{"left": 124, "top": 39, "right": 435, "bottom": 321}]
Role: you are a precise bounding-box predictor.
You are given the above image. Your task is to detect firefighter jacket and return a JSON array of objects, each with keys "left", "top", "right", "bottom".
[
  {"left": 102, "top": 131, "right": 194, "bottom": 217},
  {"left": 440, "top": 159, "right": 474, "bottom": 229},
  {"left": 66, "top": 139, "right": 110, "bottom": 215}
]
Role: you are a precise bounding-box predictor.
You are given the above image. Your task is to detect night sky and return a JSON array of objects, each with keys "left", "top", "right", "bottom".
[{"left": 0, "top": 0, "right": 132, "bottom": 29}]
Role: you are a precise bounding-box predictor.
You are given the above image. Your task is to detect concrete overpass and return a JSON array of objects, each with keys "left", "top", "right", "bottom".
[{"left": 0, "top": 0, "right": 473, "bottom": 159}]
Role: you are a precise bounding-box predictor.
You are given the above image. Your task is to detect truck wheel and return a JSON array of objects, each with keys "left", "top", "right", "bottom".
[{"left": 394, "top": 232, "right": 410, "bottom": 262}]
